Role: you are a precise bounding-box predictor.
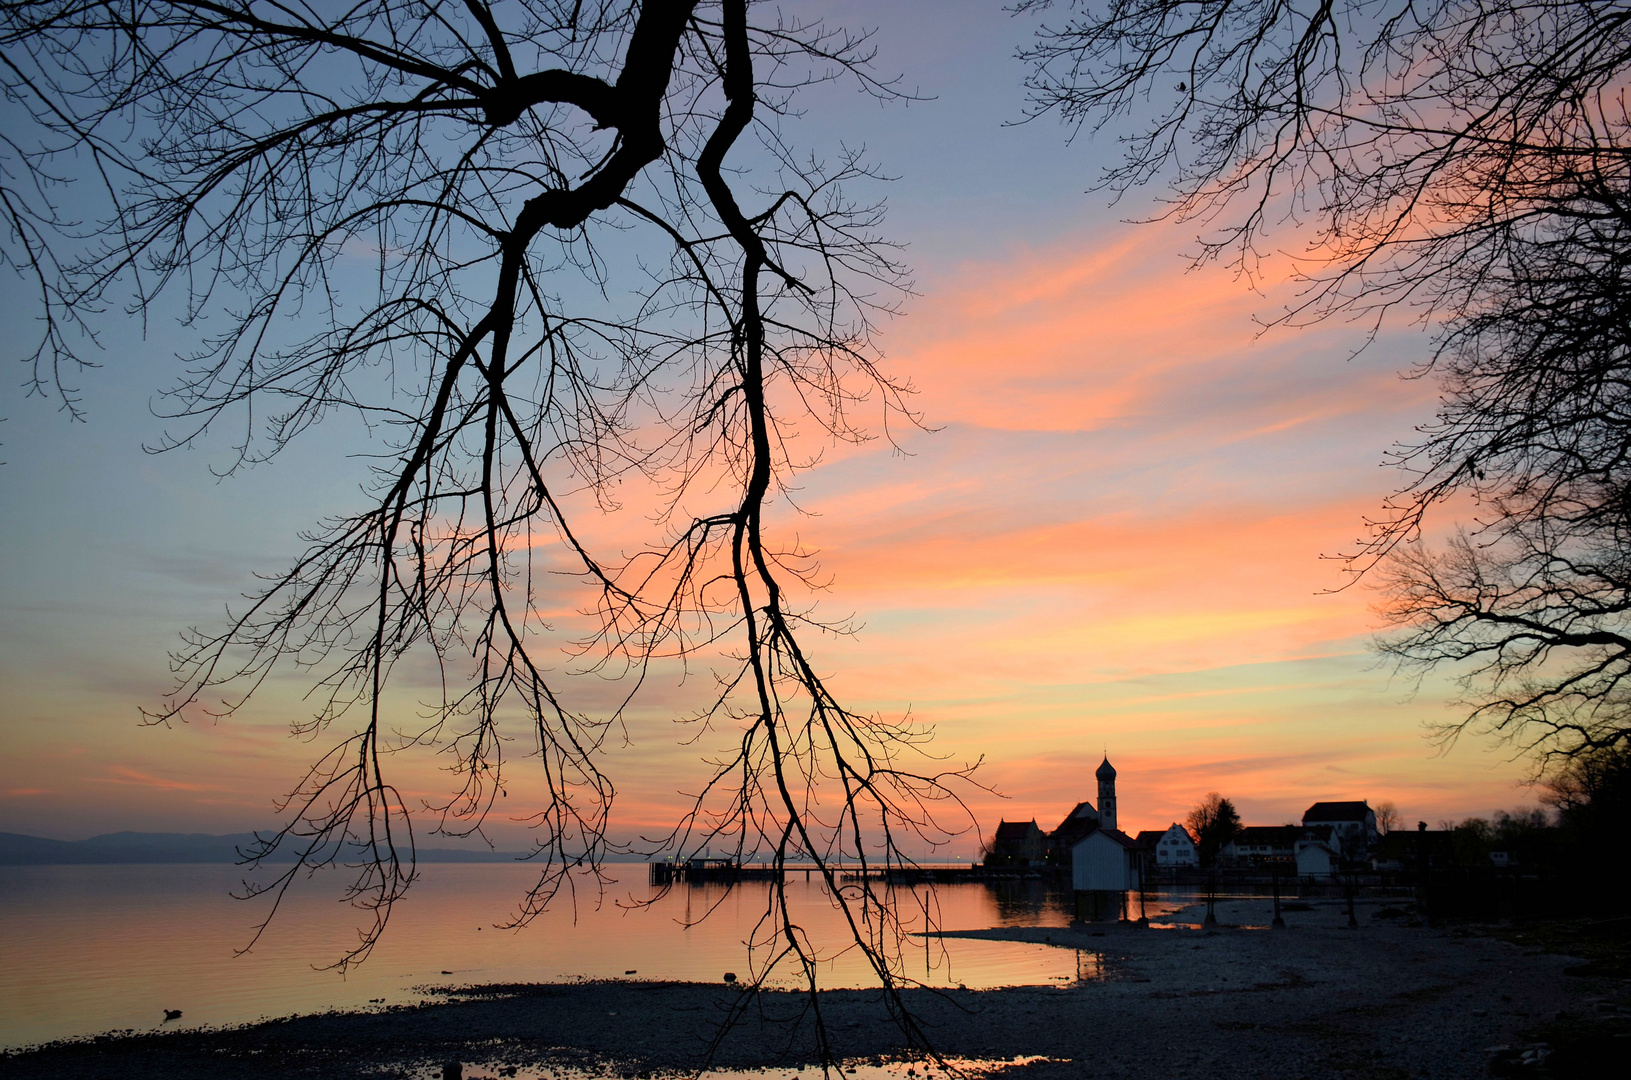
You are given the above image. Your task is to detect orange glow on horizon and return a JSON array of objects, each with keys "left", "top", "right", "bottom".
[{"left": 0, "top": 221, "right": 1533, "bottom": 849}]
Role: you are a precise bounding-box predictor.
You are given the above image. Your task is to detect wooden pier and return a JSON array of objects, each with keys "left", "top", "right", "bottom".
[
  {"left": 648, "top": 858, "right": 784, "bottom": 885},
  {"left": 648, "top": 860, "right": 1015, "bottom": 886}
]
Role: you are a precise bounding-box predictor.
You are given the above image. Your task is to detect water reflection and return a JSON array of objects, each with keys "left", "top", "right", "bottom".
[
  {"left": 979, "top": 878, "right": 1074, "bottom": 927},
  {"left": 0, "top": 865, "right": 1130, "bottom": 1048},
  {"left": 430, "top": 1055, "right": 1063, "bottom": 1080}
]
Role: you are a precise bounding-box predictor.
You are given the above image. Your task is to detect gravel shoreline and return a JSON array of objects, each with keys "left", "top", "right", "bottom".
[{"left": 4, "top": 897, "right": 1622, "bottom": 1078}]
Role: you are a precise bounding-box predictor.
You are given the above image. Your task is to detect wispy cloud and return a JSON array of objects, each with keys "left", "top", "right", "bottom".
[
  {"left": 885, "top": 225, "right": 1433, "bottom": 440},
  {"left": 91, "top": 765, "right": 227, "bottom": 793}
]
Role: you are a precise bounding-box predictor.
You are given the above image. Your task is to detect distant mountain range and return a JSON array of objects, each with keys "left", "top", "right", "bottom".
[{"left": 0, "top": 831, "right": 566, "bottom": 865}]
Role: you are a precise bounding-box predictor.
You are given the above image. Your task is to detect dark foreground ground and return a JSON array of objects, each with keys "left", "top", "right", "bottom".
[{"left": 4, "top": 898, "right": 1628, "bottom": 1079}]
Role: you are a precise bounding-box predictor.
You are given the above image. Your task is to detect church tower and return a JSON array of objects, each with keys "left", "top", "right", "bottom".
[{"left": 1096, "top": 756, "right": 1117, "bottom": 832}]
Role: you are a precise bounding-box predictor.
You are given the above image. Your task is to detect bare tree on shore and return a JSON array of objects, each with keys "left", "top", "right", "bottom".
[
  {"left": 1185, "top": 792, "right": 1240, "bottom": 868},
  {"left": 1020, "top": 0, "right": 1631, "bottom": 772},
  {"left": 2, "top": 1, "right": 976, "bottom": 1052}
]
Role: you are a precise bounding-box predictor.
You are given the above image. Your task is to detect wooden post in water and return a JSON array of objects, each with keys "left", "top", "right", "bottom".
[{"left": 1138, "top": 858, "right": 1150, "bottom": 924}]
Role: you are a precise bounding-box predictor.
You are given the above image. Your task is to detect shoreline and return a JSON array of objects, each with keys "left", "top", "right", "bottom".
[{"left": 5, "top": 897, "right": 1624, "bottom": 1078}]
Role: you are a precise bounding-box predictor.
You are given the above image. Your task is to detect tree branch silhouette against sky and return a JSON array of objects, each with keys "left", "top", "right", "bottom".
[
  {"left": 1022, "top": 0, "right": 1631, "bottom": 776},
  {"left": 3, "top": 5, "right": 996, "bottom": 1041},
  {"left": 0, "top": 0, "right": 1569, "bottom": 1005}
]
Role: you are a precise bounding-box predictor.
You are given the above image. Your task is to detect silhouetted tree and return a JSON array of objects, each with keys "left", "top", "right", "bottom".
[
  {"left": 1492, "top": 807, "right": 1557, "bottom": 867},
  {"left": 1020, "top": 0, "right": 1631, "bottom": 773},
  {"left": 1538, "top": 747, "right": 1631, "bottom": 904},
  {"left": 1375, "top": 801, "right": 1400, "bottom": 837},
  {"left": 1450, "top": 817, "right": 1496, "bottom": 867},
  {"left": 1545, "top": 747, "right": 1630, "bottom": 841},
  {"left": 1, "top": 1, "right": 975, "bottom": 1049},
  {"left": 1185, "top": 792, "right": 1240, "bottom": 868},
  {"left": 1544, "top": 744, "right": 1631, "bottom": 820}
]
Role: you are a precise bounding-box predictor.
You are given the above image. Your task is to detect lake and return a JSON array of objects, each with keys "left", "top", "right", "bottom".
[{"left": 0, "top": 863, "right": 1171, "bottom": 1048}]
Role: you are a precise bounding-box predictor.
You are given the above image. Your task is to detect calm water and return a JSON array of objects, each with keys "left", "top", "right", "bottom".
[{"left": 0, "top": 864, "right": 1145, "bottom": 1048}]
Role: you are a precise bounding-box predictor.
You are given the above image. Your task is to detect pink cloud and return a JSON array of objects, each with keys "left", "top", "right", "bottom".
[
  {"left": 882, "top": 223, "right": 1434, "bottom": 440},
  {"left": 91, "top": 765, "right": 228, "bottom": 793}
]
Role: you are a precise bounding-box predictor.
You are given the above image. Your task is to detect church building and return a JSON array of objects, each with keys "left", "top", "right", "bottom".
[{"left": 1069, "top": 756, "right": 1143, "bottom": 915}]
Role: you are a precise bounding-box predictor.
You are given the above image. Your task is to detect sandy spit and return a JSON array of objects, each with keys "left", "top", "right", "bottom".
[{"left": 3, "top": 897, "right": 1622, "bottom": 1079}]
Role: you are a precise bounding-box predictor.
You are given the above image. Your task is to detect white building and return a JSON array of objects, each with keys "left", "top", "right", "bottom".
[
  {"left": 1071, "top": 828, "right": 1143, "bottom": 892},
  {"left": 1302, "top": 801, "right": 1378, "bottom": 854},
  {"left": 1150, "top": 822, "right": 1198, "bottom": 868},
  {"left": 1294, "top": 828, "right": 1341, "bottom": 878}
]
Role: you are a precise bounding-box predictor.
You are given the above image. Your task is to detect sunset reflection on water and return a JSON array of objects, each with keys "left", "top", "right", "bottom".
[{"left": 1, "top": 865, "right": 1127, "bottom": 1047}]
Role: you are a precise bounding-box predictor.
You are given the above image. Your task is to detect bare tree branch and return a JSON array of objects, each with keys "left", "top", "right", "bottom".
[
  {"left": 1021, "top": 0, "right": 1631, "bottom": 770},
  {"left": 2, "top": 1, "right": 977, "bottom": 1056}
]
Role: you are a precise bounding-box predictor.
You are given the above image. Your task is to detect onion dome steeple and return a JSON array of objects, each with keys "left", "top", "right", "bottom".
[{"left": 1096, "top": 755, "right": 1118, "bottom": 831}]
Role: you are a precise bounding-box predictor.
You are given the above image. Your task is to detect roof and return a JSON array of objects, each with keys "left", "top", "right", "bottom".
[
  {"left": 993, "top": 820, "right": 1041, "bottom": 841},
  {"left": 1054, "top": 800, "right": 1097, "bottom": 832},
  {"left": 1303, "top": 801, "right": 1372, "bottom": 823},
  {"left": 1096, "top": 756, "right": 1117, "bottom": 780},
  {"left": 1072, "top": 827, "right": 1141, "bottom": 852},
  {"left": 1134, "top": 830, "right": 1165, "bottom": 846}
]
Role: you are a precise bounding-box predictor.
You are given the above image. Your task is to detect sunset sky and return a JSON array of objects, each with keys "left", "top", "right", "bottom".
[{"left": 0, "top": 1, "right": 1543, "bottom": 853}]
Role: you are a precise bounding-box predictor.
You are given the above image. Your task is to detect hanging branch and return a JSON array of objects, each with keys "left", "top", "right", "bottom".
[{"left": 1, "top": 0, "right": 978, "bottom": 1054}]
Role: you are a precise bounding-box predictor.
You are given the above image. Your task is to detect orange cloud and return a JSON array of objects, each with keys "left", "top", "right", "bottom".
[{"left": 884, "top": 227, "right": 1408, "bottom": 435}]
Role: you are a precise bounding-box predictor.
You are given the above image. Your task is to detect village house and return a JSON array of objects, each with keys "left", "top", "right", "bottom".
[
  {"left": 1222, "top": 825, "right": 1300, "bottom": 868},
  {"left": 1294, "top": 826, "right": 1341, "bottom": 877},
  {"left": 1139, "top": 823, "right": 1198, "bottom": 868},
  {"left": 1072, "top": 827, "right": 1142, "bottom": 893},
  {"left": 1302, "top": 801, "right": 1379, "bottom": 853},
  {"left": 986, "top": 819, "right": 1046, "bottom": 865},
  {"left": 990, "top": 783, "right": 1392, "bottom": 886}
]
